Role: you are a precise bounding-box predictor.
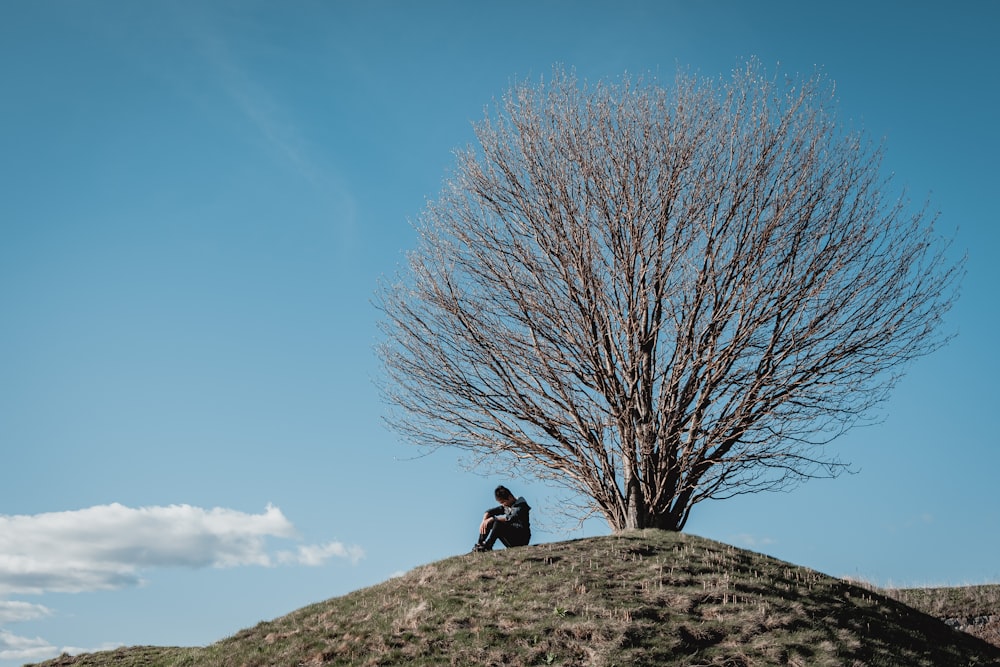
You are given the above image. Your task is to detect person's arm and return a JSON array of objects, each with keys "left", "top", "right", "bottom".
[{"left": 480, "top": 505, "right": 502, "bottom": 534}]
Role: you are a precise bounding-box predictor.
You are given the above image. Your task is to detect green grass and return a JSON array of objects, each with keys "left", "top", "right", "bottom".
[{"left": 29, "top": 531, "right": 1000, "bottom": 666}]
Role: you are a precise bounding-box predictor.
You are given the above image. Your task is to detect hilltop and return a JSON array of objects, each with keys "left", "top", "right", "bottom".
[{"left": 30, "top": 531, "right": 1000, "bottom": 666}]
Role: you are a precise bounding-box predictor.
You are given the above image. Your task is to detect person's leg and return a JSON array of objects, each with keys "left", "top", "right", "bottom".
[
  {"left": 484, "top": 523, "right": 529, "bottom": 549},
  {"left": 498, "top": 526, "right": 530, "bottom": 548},
  {"left": 473, "top": 517, "right": 496, "bottom": 552},
  {"left": 480, "top": 522, "right": 501, "bottom": 550}
]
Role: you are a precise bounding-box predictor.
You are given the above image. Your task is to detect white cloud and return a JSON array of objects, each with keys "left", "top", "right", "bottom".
[
  {"left": 277, "top": 542, "right": 365, "bottom": 567},
  {"left": 195, "top": 24, "right": 360, "bottom": 217},
  {"left": 0, "top": 629, "right": 122, "bottom": 665},
  {"left": 59, "top": 642, "right": 124, "bottom": 657},
  {"left": 0, "top": 504, "right": 362, "bottom": 596},
  {"left": 0, "top": 629, "right": 56, "bottom": 662},
  {"left": 0, "top": 601, "right": 51, "bottom": 624},
  {"left": 732, "top": 533, "right": 777, "bottom": 549}
]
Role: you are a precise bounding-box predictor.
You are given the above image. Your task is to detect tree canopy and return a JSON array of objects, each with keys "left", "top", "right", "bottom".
[{"left": 377, "top": 64, "right": 962, "bottom": 531}]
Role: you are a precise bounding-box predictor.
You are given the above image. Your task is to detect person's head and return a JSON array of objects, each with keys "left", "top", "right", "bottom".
[{"left": 494, "top": 485, "right": 515, "bottom": 506}]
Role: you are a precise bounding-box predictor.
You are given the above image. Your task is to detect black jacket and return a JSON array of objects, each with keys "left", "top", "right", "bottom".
[{"left": 486, "top": 497, "right": 531, "bottom": 531}]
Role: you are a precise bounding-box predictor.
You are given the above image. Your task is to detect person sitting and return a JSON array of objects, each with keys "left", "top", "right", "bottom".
[{"left": 472, "top": 485, "right": 531, "bottom": 552}]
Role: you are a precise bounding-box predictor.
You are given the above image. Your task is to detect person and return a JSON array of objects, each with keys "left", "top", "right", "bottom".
[{"left": 472, "top": 485, "right": 531, "bottom": 552}]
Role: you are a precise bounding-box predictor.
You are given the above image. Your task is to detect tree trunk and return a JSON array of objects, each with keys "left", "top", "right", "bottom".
[
  {"left": 617, "top": 437, "right": 687, "bottom": 531},
  {"left": 619, "top": 475, "right": 684, "bottom": 531},
  {"left": 624, "top": 473, "right": 644, "bottom": 530}
]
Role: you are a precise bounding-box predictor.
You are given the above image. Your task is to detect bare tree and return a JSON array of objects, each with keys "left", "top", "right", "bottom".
[{"left": 376, "top": 64, "right": 962, "bottom": 531}]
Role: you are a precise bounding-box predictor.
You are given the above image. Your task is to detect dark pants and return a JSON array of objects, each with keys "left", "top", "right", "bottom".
[{"left": 479, "top": 521, "right": 530, "bottom": 549}]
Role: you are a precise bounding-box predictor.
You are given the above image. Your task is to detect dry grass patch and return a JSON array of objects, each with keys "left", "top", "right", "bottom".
[{"left": 28, "top": 532, "right": 1000, "bottom": 667}]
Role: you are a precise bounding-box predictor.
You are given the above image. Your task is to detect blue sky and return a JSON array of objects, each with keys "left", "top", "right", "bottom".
[{"left": 1, "top": 1, "right": 997, "bottom": 664}]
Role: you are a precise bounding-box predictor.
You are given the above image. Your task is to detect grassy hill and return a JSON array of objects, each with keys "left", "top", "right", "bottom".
[{"left": 29, "top": 530, "right": 1000, "bottom": 666}]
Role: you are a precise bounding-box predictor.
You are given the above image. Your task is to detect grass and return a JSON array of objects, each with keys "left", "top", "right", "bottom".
[
  {"left": 29, "top": 531, "right": 1000, "bottom": 667},
  {"left": 884, "top": 584, "right": 1000, "bottom": 649}
]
